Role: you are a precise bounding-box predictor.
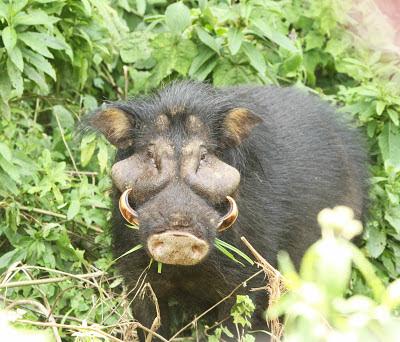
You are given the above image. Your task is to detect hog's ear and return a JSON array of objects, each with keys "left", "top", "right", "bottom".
[
  {"left": 223, "top": 108, "right": 262, "bottom": 146},
  {"left": 89, "top": 106, "right": 134, "bottom": 149}
]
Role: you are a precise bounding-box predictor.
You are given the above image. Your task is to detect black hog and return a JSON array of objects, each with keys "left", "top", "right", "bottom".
[{"left": 88, "top": 81, "right": 368, "bottom": 340}]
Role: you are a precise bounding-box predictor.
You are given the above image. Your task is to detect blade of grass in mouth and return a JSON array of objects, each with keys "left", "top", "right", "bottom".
[{"left": 215, "top": 238, "right": 254, "bottom": 265}]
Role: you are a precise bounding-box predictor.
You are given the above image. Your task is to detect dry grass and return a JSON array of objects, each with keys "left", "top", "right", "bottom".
[{"left": 0, "top": 239, "right": 286, "bottom": 341}]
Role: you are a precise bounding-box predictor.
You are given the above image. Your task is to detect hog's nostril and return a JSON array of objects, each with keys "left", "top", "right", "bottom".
[
  {"left": 153, "top": 241, "right": 164, "bottom": 248},
  {"left": 191, "top": 245, "right": 203, "bottom": 256}
]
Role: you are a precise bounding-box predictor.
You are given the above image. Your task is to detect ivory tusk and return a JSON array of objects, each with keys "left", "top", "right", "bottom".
[
  {"left": 119, "top": 188, "right": 140, "bottom": 226},
  {"left": 217, "top": 196, "right": 238, "bottom": 232}
]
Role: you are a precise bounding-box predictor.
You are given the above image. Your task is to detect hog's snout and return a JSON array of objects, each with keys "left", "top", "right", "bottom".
[
  {"left": 147, "top": 231, "right": 209, "bottom": 265},
  {"left": 168, "top": 212, "right": 192, "bottom": 227}
]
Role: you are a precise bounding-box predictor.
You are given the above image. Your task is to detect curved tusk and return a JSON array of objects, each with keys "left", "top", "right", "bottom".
[
  {"left": 119, "top": 188, "right": 140, "bottom": 226},
  {"left": 217, "top": 196, "right": 238, "bottom": 232}
]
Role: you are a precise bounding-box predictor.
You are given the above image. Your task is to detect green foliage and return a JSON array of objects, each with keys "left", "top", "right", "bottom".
[
  {"left": 208, "top": 295, "right": 256, "bottom": 342},
  {"left": 0, "top": 0, "right": 399, "bottom": 340}
]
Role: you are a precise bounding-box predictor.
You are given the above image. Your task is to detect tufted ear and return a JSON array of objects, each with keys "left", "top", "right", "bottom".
[
  {"left": 89, "top": 106, "right": 134, "bottom": 149},
  {"left": 223, "top": 108, "right": 262, "bottom": 146}
]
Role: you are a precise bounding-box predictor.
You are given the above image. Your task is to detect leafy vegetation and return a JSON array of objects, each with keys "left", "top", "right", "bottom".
[{"left": 0, "top": 0, "right": 399, "bottom": 340}]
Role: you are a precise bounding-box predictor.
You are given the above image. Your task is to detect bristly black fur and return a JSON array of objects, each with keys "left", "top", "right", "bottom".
[{"left": 86, "top": 81, "right": 369, "bottom": 341}]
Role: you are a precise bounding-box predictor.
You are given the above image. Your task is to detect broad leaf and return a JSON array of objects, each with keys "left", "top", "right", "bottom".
[
  {"left": 19, "top": 32, "right": 53, "bottom": 58},
  {"left": 196, "top": 27, "right": 220, "bottom": 54},
  {"left": 252, "top": 19, "right": 298, "bottom": 53},
  {"left": 8, "top": 47, "right": 24, "bottom": 72},
  {"left": 227, "top": 28, "right": 243, "bottom": 55},
  {"left": 67, "top": 199, "right": 80, "bottom": 220},
  {"left": 242, "top": 42, "right": 266, "bottom": 75},
  {"left": 13, "top": 9, "right": 59, "bottom": 26},
  {"left": 24, "top": 64, "right": 49, "bottom": 93},
  {"left": 6, "top": 58, "right": 23, "bottom": 95},
  {"left": 378, "top": 123, "right": 400, "bottom": 171},
  {"left": 23, "top": 49, "right": 56, "bottom": 80},
  {"left": 165, "top": 2, "right": 191, "bottom": 34},
  {"left": 2, "top": 26, "right": 17, "bottom": 53}
]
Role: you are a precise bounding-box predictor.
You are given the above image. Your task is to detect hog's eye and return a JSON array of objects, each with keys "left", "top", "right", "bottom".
[
  {"left": 147, "top": 149, "right": 154, "bottom": 159},
  {"left": 199, "top": 147, "right": 207, "bottom": 163},
  {"left": 147, "top": 145, "right": 157, "bottom": 168}
]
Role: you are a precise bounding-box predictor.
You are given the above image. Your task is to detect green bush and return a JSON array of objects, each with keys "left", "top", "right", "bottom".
[{"left": 0, "top": 0, "right": 399, "bottom": 340}]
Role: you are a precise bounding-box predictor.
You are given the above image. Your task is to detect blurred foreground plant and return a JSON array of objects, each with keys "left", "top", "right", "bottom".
[{"left": 269, "top": 206, "right": 400, "bottom": 341}]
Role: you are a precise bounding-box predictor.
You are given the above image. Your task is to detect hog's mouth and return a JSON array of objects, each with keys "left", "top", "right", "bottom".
[{"left": 118, "top": 188, "right": 238, "bottom": 265}]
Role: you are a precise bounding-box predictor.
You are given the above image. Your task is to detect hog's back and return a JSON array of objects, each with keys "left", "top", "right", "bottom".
[{"left": 221, "top": 86, "right": 368, "bottom": 267}]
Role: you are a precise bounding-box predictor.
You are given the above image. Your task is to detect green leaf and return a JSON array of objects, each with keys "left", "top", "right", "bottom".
[
  {"left": 213, "top": 59, "right": 258, "bottom": 86},
  {"left": 252, "top": 19, "right": 298, "bottom": 53},
  {"left": 0, "top": 3, "right": 9, "bottom": 19},
  {"left": 214, "top": 242, "right": 245, "bottom": 267},
  {"left": 2, "top": 26, "right": 17, "bottom": 53},
  {"left": 0, "top": 142, "right": 12, "bottom": 161},
  {"left": 378, "top": 123, "right": 400, "bottom": 171},
  {"left": 0, "top": 71, "right": 12, "bottom": 102},
  {"left": 97, "top": 141, "right": 108, "bottom": 173},
  {"left": 189, "top": 47, "right": 216, "bottom": 77},
  {"left": 0, "top": 155, "right": 21, "bottom": 183},
  {"left": 19, "top": 32, "right": 54, "bottom": 58},
  {"left": 11, "top": 0, "right": 28, "bottom": 13},
  {"left": 13, "top": 9, "right": 59, "bottom": 26},
  {"left": 24, "top": 64, "right": 49, "bottom": 93},
  {"left": 112, "top": 244, "right": 143, "bottom": 264},
  {"left": 67, "top": 199, "right": 80, "bottom": 220},
  {"left": 365, "top": 227, "right": 387, "bottom": 258},
  {"left": 83, "top": 94, "right": 97, "bottom": 111},
  {"left": 227, "top": 28, "right": 243, "bottom": 55},
  {"left": 231, "top": 295, "right": 255, "bottom": 328},
  {"left": 0, "top": 249, "right": 23, "bottom": 271},
  {"left": 387, "top": 109, "right": 399, "bottom": 126},
  {"left": 53, "top": 105, "right": 74, "bottom": 129},
  {"left": 215, "top": 238, "right": 254, "bottom": 265},
  {"left": 119, "top": 31, "right": 153, "bottom": 64},
  {"left": 376, "top": 101, "right": 385, "bottom": 116},
  {"left": 137, "top": 0, "right": 146, "bottom": 16},
  {"left": 280, "top": 54, "right": 303, "bottom": 76},
  {"left": 80, "top": 134, "right": 97, "bottom": 167},
  {"left": 24, "top": 49, "right": 56, "bottom": 80},
  {"left": 192, "top": 58, "right": 217, "bottom": 81},
  {"left": 0, "top": 172, "right": 18, "bottom": 195},
  {"left": 6, "top": 59, "right": 23, "bottom": 96},
  {"left": 196, "top": 27, "right": 220, "bottom": 54},
  {"left": 165, "top": 2, "right": 191, "bottom": 34},
  {"left": 175, "top": 39, "right": 197, "bottom": 75},
  {"left": 9, "top": 47, "right": 24, "bottom": 72},
  {"left": 242, "top": 42, "right": 266, "bottom": 75},
  {"left": 385, "top": 208, "right": 400, "bottom": 234},
  {"left": 305, "top": 31, "right": 324, "bottom": 51},
  {"left": 80, "top": 0, "right": 92, "bottom": 16},
  {"left": 148, "top": 33, "right": 177, "bottom": 86}
]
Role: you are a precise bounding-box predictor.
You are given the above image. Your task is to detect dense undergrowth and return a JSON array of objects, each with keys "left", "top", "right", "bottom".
[{"left": 0, "top": 0, "right": 399, "bottom": 340}]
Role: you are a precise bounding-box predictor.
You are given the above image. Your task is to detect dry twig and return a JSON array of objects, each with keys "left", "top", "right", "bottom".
[
  {"left": 141, "top": 283, "right": 161, "bottom": 342},
  {"left": 0, "top": 271, "right": 104, "bottom": 290},
  {"left": 169, "top": 269, "right": 264, "bottom": 340},
  {"left": 7, "top": 300, "right": 62, "bottom": 342},
  {"left": 241, "top": 236, "right": 286, "bottom": 342}
]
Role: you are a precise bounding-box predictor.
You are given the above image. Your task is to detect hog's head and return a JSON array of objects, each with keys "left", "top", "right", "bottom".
[{"left": 89, "top": 82, "right": 261, "bottom": 266}]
